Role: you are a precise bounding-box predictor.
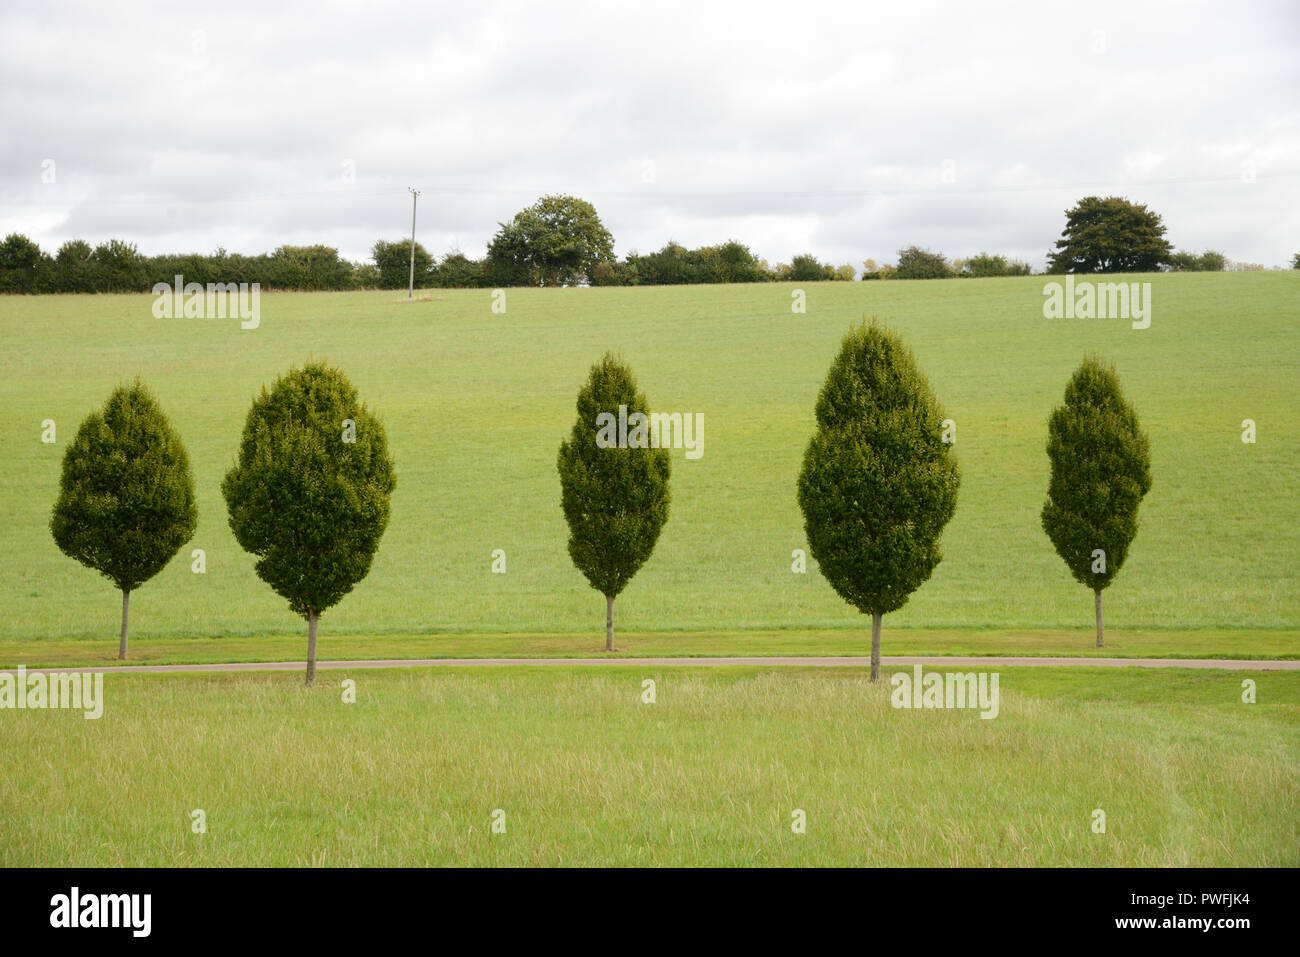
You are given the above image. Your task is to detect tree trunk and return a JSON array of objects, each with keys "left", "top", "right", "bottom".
[
  {"left": 870, "top": 611, "right": 882, "bottom": 683},
  {"left": 605, "top": 594, "right": 614, "bottom": 652},
  {"left": 118, "top": 589, "right": 130, "bottom": 660},
  {"left": 1095, "top": 589, "right": 1104, "bottom": 648},
  {"left": 306, "top": 612, "right": 319, "bottom": 686}
]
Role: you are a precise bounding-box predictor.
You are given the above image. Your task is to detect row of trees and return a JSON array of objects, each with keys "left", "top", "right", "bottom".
[
  {"left": 52, "top": 330, "right": 1150, "bottom": 683},
  {"left": 14, "top": 193, "right": 1269, "bottom": 294}
]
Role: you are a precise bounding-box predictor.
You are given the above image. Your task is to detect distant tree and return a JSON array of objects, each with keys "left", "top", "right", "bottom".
[
  {"left": 797, "top": 323, "right": 960, "bottom": 681},
  {"left": 1292, "top": 252, "right": 1300, "bottom": 270},
  {"left": 963, "top": 252, "right": 1009, "bottom": 278},
  {"left": 1005, "top": 259, "right": 1033, "bottom": 276},
  {"left": 1047, "top": 196, "right": 1173, "bottom": 273},
  {"left": 486, "top": 194, "right": 615, "bottom": 286},
  {"left": 51, "top": 382, "right": 197, "bottom": 659},
  {"left": 789, "top": 253, "right": 834, "bottom": 282},
  {"left": 91, "top": 239, "right": 148, "bottom": 292},
  {"left": 222, "top": 363, "right": 396, "bottom": 684},
  {"left": 0, "top": 233, "right": 47, "bottom": 293},
  {"left": 54, "top": 240, "right": 96, "bottom": 293},
  {"left": 434, "top": 251, "right": 487, "bottom": 288},
  {"left": 1167, "top": 249, "right": 1226, "bottom": 272},
  {"left": 557, "top": 354, "right": 671, "bottom": 651},
  {"left": 1041, "top": 357, "right": 1152, "bottom": 648},
  {"left": 895, "top": 246, "right": 951, "bottom": 279},
  {"left": 269, "top": 245, "right": 354, "bottom": 291},
  {"left": 372, "top": 239, "right": 434, "bottom": 290},
  {"left": 861, "top": 258, "right": 879, "bottom": 274},
  {"left": 834, "top": 263, "right": 857, "bottom": 281}
]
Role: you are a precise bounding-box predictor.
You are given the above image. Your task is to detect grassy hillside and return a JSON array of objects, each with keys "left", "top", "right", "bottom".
[{"left": 1, "top": 273, "right": 1297, "bottom": 646}]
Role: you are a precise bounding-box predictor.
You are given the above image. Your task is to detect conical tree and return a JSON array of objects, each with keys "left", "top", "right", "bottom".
[
  {"left": 797, "top": 322, "right": 960, "bottom": 681},
  {"left": 558, "top": 354, "right": 671, "bottom": 651},
  {"left": 222, "top": 362, "right": 396, "bottom": 684},
  {"left": 51, "top": 381, "right": 198, "bottom": 659},
  {"left": 1041, "top": 356, "right": 1151, "bottom": 647}
]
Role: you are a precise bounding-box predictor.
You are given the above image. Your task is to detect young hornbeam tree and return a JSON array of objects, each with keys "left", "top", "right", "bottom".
[
  {"left": 1041, "top": 356, "right": 1152, "bottom": 648},
  {"left": 797, "top": 322, "right": 960, "bottom": 682},
  {"left": 51, "top": 381, "right": 197, "bottom": 659},
  {"left": 557, "top": 354, "right": 671, "bottom": 651},
  {"left": 222, "top": 362, "right": 396, "bottom": 685}
]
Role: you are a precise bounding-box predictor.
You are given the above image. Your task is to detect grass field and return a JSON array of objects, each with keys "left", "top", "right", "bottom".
[
  {"left": 2, "top": 273, "right": 1297, "bottom": 656},
  {"left": 2, "top": 666, "right": 1293, "bottom": 867}
]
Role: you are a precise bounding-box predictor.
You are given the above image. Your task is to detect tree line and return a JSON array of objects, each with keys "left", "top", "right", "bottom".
[
  {"left": 51, "top": 328, "right": 1150, "bottom": 683},
  {"left": 4, "top": 193, "right": 1281, "bottom": 295}
]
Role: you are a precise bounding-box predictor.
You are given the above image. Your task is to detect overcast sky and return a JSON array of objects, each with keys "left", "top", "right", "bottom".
[{"left": 2, "top": 0, "right": 1297, "bottom": 272}]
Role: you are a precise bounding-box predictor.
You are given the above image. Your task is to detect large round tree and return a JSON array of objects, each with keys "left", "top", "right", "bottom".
[
  {"left": 51, "top": 381, "right": 197, "bottom": 659},
  {"left": 1041, "top": 356, "right": 1152, "bottom": 647},
  {"left": 1047, "top": 196, "right": 1173, "bottom": 273},
  {"left": 487, "top": 195, "right": 615, "bottom": 287},
  {"left": 797, "top": 323, "right": 960, "bottom": 681},
  {"left": 222, "top": 362, "right": 396, "bottom": 684},
  {"left": 558, "top": 354, "right": 671, "bottom": 651}
]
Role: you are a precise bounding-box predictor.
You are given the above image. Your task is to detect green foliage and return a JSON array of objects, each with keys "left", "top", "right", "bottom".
[
  {"left": 797, "top": 322, "right": 960, "bottom": 615},
  {"left": 789, "top": 253, "right": 836, "bottom": 282},
  {"left": 1041, "top": 357, "right": 1152, "bottom": 591},
  {"left": 0, "top": 233, "right": 48, "bottom": 293},
  {"left": 1292, "top": 252, "right": 1300, "bottom": 270},
  {"left": 895, "top": 246, "right": 952, "bottom": 279},
  {"left": 486, "top": 194, "right": 615, "bottom": 286},
  {"left": 222, "top": 362, "right": 396, "bottom": 618},
  {"left": 433, "top": 251, "right": 488, "bottom": 288},
  {"left": 557, "top": 354, "right": 671, "bottom": 599},
  {"left": 1048, "top": 196, "right": 1173, "bottom": 273},
  {"left": 51, "top": 382, "right": 197, "bottom": 592},
  {"left": 372, "top": 239, "right": 434, "bottom": 290},
  {"left": 625, "top": 240, "right": 771, "bottom": 284},
  {"left": 1168, "top": 249, "right": 1227, "bottom": 272}
]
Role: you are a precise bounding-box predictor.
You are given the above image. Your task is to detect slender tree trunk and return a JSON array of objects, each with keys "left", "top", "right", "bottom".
[
  {"left": 118, "top": 589, "right": 130, "bottom": 660},
  {"left": 1095, "top": 589, "right": 1104, "bottom": 648},
  {"left": 870, "top": 611, "right": 882, "bottom": 683},
  {"left": 306, "top": 612, "right": 319, "bottom": 686},
  {"left": 605, "top": 594, "right": 614, "bottom": 652}
]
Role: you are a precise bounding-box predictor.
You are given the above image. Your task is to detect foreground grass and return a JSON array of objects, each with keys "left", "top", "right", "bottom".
[
  {"left": 2, "top": 627, "right": 1297, "bottom": 669},
  {"left": 2, "top": 666, "right": 1294, "bottom": 866},
  {"left": 2, "top": 273, "right": 1298, "bottom": 641}
]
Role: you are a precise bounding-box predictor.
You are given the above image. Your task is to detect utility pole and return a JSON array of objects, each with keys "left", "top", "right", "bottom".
[{"left": 407, "top": 187, "right": 421, "bottom": 301}]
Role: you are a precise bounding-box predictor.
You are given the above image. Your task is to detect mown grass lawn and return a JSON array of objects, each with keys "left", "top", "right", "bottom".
[
  {"left": 3, "top": 666, "right": 1294, "bottom": 867},
  {"left": 1, "top": 626, "right": 1296, "bottom": 669}
]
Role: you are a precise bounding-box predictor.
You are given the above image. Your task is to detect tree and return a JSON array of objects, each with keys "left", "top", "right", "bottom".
[
  {"left": 963, "top": 252, "right": 1009, "bottom": 278},
  {"left": 1292, "top": 252, "right": 1300, "bottom": 270},
  {"left": 222, "top": 363, "right": 396, "bottom": 684},
  {"left": 54, "top": 239, "right": 96, "bottom": 293},
  {"left": 372, "top": 239, "right": 434, "bottom": 290},
  {"left": 1047, "top": 196, "right": 1173, "bottom": 273},
  {"left": 0, "top": 233, "right": 46, "bottom": 293},
  {"left": 557, "top": 354, "right": 671, "bottom": 651},
  {"left": 90, "top": 239, "right": 148, "bottom": 292},
  {"left": 788, "top": 253, "right": 834, "bottom": 281},
  {"left": 1041, "top": 357, "right": 1152, "bottom": 647},
  {"left": 797, "top": 323, "right": 960, "bottom": 681},
  {"left": 486, "top": 194, "right": 615, "bottom": 286},
  {"left": 50, "top": 382, "right": 197, "bottom": 659},
  {"left": 895, "top": 246, "right": 951, "bottom": 279}
]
